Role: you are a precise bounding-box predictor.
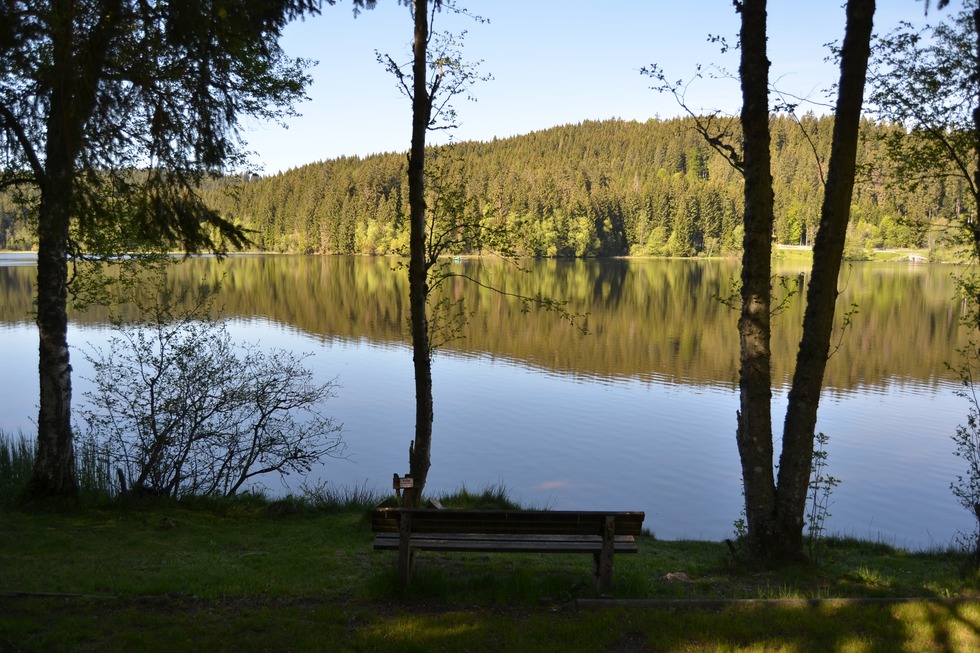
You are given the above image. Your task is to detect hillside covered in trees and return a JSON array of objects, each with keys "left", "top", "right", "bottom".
[{"left": 1, "top": 115, "right": 967, "bottom": 257}]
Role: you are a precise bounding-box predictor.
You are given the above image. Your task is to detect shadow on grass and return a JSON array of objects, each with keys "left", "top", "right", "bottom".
[{"left": 3, "top": 595, "right": 980, "bottom": 652}]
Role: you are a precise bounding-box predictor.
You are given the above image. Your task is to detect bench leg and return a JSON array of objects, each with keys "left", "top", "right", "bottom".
[
  {"left": 594, "top": 515, "right": 615, "bottom": 596},
  {"left": 398, "top": 511, "right": 413, "bottom": 589}
]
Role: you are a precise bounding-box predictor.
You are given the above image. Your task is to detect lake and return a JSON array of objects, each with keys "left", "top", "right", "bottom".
[{"left": 0, "top": 253, "right": 971, "bottom": 548}]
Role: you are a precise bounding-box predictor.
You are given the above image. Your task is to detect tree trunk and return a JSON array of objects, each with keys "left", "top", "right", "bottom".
[
  {"left": 734, "top": 0, "right": 875, "bottom": 561},
  {"left": 407, "top": 0, "right": 434, "bottom": 504},
  {"left": 735, "top": 0, "right": 777, "bottom": 558},
  {"left": 29, "top": 184, "right": 77, "bottom": 500},
  {"left": 27, "top": 3, "right": 81, "bottom": 500},
  {"left": 26, "top": 0, "right": 117, "bottom": 500},
  {"left": 775, "top": 0, "right": 875, "bottom": 558},
  {"left": 973, "top": 8, "right": 980, "bottom": 252}
]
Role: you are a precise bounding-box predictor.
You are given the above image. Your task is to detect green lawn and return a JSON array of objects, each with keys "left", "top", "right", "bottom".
[{"left": 1, "top": 502, "right": 979, "bottom": 652}]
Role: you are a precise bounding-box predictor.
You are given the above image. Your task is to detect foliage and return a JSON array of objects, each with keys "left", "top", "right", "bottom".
[
  {"left": 195, "top": 116, "right": 962, "bottom": 259},
  {"left": 2, "top": 502, "right": 979, "bottom": 652},
  {"left": 950, "top": 380, "right": 980, "bottom": 560},
  {"left": 78, "top": 279, "right": 344, "bottom": 498},
  {"left": 950, "top": 272, "right": 980, "bottom": 565},
  {"left": 1, "top": 0, "right": 336, "bottom": 499},
  {"left": 805, "top": 431, "right": 841, "bottom": 561},
  {"left": 867, "top": 2, "right": 979, "bottom": 251},
  {"left": 0, "top": 0, "right": 326, "bottom": 253},
  {"left": 868, "top": 0, "right": 980, "bottom": 569},
  {"left": 376, "top": 1, "right": 488, "bottom": 134}
]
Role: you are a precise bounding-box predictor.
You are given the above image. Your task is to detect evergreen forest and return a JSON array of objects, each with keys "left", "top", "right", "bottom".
[{"left": 0, "top": 115, "right": 967, "bottom": 257}]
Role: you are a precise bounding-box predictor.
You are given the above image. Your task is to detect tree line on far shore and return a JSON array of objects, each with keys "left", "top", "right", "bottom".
[
  {"left": 144, "top": 114, "right": 967, "bottom": 260},
  {"left": 1, "top": 115, "right": 966, "bottom": 260}
]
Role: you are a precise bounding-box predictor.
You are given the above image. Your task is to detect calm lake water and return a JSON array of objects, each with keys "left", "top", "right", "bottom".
[{"left": 0, "top": 253, "right": 971, "bottom": 548}]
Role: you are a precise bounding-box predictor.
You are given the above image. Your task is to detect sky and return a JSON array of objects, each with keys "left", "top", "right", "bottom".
[{"left": 242, "top": 1, "right": 963, "bottom": 174}]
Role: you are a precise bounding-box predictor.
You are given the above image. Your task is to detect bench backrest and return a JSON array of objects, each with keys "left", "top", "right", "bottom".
[{"left": 372, "top": 508, "right": 645, "bottom": 536}]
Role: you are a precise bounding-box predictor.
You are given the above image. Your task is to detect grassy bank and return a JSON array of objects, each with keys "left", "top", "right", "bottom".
[
  {"left": 2, "top": 496, "right": 979, "bottom": 652},
  {"left": 772, "top": 245, "right": 936, "bottom": 264}
]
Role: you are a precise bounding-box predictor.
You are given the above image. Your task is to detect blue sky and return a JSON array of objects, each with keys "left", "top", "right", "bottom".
[{"left": 242, "top": 1, "right": 960, "bottom": 174}]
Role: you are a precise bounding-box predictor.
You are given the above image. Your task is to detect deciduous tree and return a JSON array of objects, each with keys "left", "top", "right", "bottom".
[
  {"left": 868, "top": 0, "right": 978, "bottom": 252},
  {"left": 0, "top": 0, "right": 342, "bottom": 499},
  {"left": 380, "top": 0, "right": 487, "bottom": 502},
  {"left": 734, "top": 0, "right": 876, "bottom": 560}
]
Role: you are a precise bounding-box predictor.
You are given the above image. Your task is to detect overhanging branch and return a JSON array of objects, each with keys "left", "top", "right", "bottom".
[{"left": 0, "top": 103, "right": 44, "bottom": 186}]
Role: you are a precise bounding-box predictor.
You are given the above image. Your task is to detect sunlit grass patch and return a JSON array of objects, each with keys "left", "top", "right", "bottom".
[{"left": 893, "top": 601, "right": 980, "bottom": 653}]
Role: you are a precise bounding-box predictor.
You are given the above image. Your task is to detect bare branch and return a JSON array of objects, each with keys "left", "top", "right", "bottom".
[
  {"left": 642, "top": 64, "right": 745, "bottom": 172},
  {"left": 0, "top": 103, "right": 44, "bottom": 185}
]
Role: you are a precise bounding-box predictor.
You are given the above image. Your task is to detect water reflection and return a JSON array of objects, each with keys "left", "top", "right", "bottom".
[
  {"left": 0, "top": 255, "right": 962, "bottom": 391},
  {"left": 0, "top": 255, "right": 971, "bottom": 546}
]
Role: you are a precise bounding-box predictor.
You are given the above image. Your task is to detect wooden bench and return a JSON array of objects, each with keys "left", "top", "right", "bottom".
[{"left": 371, "top": 507, "right": 645, "bottom": 595}]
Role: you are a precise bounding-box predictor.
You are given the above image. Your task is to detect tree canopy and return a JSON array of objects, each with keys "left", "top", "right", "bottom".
[
  {"left": 186, "top": 115, "right": 960, "bottom": 259},
  {"left": 0, "top": 0, "right": 327, "bottom": 499}
]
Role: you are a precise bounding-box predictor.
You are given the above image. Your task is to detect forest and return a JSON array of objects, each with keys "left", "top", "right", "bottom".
[
  {"left": 207, "top": 115, "right": 964, "bottom": 258},
  {"left": 0, "top": 114, "right": 966, "bottom": 259}
]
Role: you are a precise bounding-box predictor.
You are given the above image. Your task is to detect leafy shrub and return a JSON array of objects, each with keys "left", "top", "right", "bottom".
[{"left": 79, "top": 284, "right": 345, "bottom": 499}]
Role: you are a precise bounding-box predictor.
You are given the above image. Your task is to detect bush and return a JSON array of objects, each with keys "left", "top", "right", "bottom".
[{"left": 79, "top": 284, "right": 345, "bottom": 499}]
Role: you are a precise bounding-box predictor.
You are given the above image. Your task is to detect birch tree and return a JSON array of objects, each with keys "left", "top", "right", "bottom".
[{"left": 0, "top": 0, "right": 336, "bottom": 499}]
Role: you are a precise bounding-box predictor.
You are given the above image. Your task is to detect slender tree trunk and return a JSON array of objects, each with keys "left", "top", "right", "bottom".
[
  {"left": 28, "top": 3, "right": 80, "bottom": 499},
  {"left": 407, "top": 0, "right": 434, "bottom": 503},
  {"left": 30, "top": 184, "right": 77, "bottom": 499},
  {"left": 775, "top": 0, "right": 875, "bottom": 558},
  {"left": 973, "top": 8, "right": 980, "bottom": 252},
  {"left": 26, "top": 0, "right": 116, "bottom": 500},
  {"left": 735, "top": 0, "right": 777, "bottom": 558}
]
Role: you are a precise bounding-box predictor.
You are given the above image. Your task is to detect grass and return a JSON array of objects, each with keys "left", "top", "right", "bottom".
[
  {"left": 772, "top": 245, "right": 934, "bottom": 264},
  {"left": 0, "top": 431, "right": 33, "bottom": 503},
  {"left": 1, "top": 496, "right": 980, "bottom": 652},
  {"left": 3, "top": 435, "right": 979, "bottom": 651},
  {"left": 434, "top": 480, "right": 528, "bottom": 510}
]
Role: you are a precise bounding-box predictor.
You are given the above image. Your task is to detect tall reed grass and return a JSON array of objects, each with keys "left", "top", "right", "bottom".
[
  {"left": 1, "top": 431, "right": 533, "bottom": 515},
  {"left": 0, "top": 430, "right": 34, "bottom": 502},
  {"left": 0, "top": 431, "right": 387, "bottom": 512},
  {"left": 0, "top": 429, "right": 116, "bottom": 503},
  {"left": 436, "top": 480, "right": 531, "bottom": 510}
]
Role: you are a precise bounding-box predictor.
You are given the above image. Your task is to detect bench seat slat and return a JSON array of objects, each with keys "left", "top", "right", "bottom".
[
  {"left": 374, "top": 532, "right": 638, "bottom": 554},
  {"left": 372, "top": 509, "right": 645, "bottom": 537}
]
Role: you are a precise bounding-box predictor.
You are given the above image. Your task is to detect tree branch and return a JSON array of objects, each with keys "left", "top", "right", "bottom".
[{"left": 0, "top": 103, "right": 45, "bottom": 185}]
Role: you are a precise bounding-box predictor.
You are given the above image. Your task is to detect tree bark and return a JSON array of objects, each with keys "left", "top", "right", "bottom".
[
  {"left": 27, "top": 2, "right": 82, "bottom": 500},
  {"left": 407, "top": 0, "right": 434, "bottom": 503},
  {"left": 973, "top": 8, "right": 980, "bottom": 252},
  {"left": 734, "top": 0, "right": 875, "bottom": 560},
  {"left": 30, "top": 169, "right": 77, "bottom": 499},
  {"left": 735, "top": 0, "right": 777, "bottom": 558},
  {"left": 27, "top": 0, "right": 118, "bottom": 500},
  {"left": 775, "top": 0, "right": 875, "bottom": 558}
]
